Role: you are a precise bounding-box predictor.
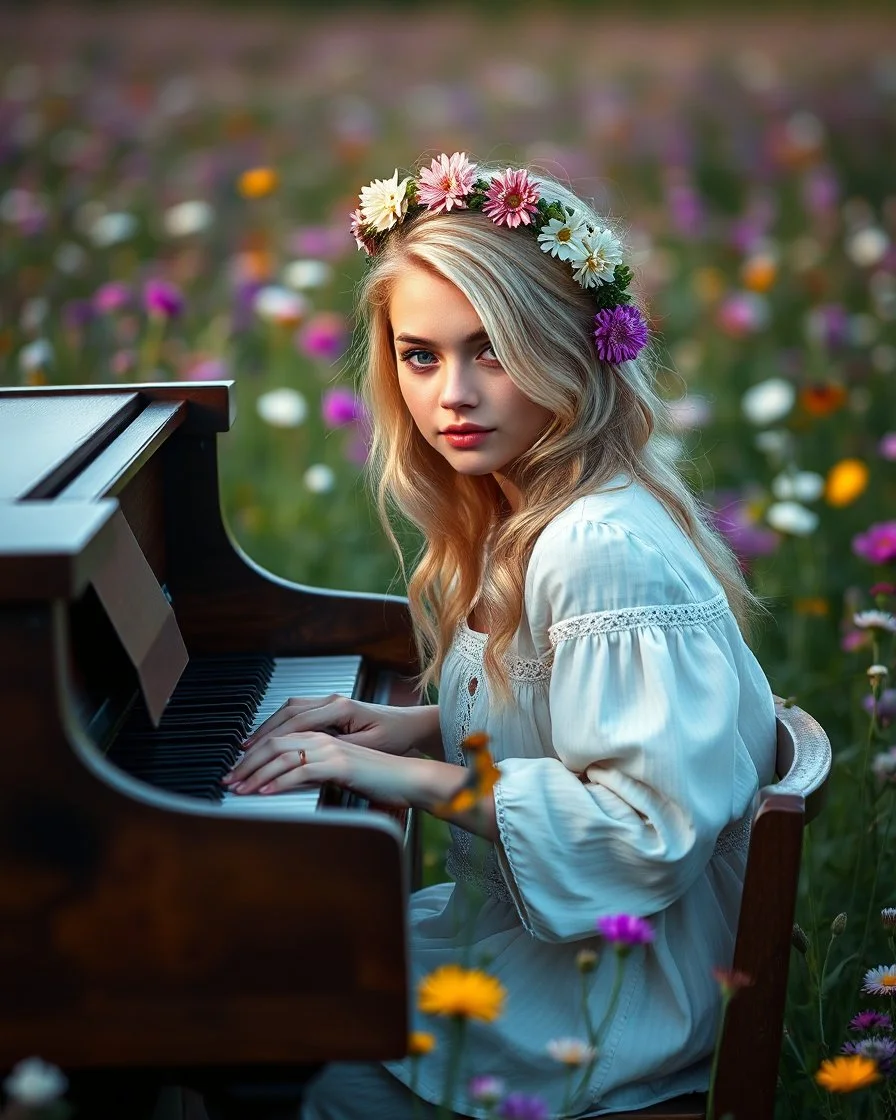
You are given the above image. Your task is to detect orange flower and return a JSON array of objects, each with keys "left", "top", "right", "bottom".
[
  {"left": 825, "top": 459, "right": 869, "bottom": 507},
  {"left": 711, "top": 967, "right": 753, "bottom": 998},
  {"left": 794, "top": 597, "right": 829, "bottom": 617},
  {"left": 437, "top": 732, "right": 500, "bottom": 813},
  {"left": 238, "top": 167, "right": 279, "bottom": 199},
  {"left": 800, "top": 383, "right": 847, "bottom": 417},
  {"left": 741, "top": 255, "right": 777, "bottom": 293},
  {"left": 815, "top": 1055, "right": 881, "bottom": 1093},
  {"left": 407, "top": 1031, "right": 436, "bottom": 1056},
  {"left": 418, "top": 964, "right": 505, "bottom": 1022}
]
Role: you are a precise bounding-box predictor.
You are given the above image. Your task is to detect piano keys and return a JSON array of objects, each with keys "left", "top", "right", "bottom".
[{"left": 0, "top": 382, "right": 421, "bottom": 1093}]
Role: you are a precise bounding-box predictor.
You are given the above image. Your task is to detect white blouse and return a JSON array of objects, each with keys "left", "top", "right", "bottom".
[{"left": 384, "top": 476, "right": 778, "bottom": 1118}]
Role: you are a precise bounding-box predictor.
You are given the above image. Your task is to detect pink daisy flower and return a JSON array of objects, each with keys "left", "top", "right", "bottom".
[
  {"left": 349, "top": 209, "right": 377, "bottom": 255},
  {"left": 483, "top": 168, "right": 539, "bottom": 229},
  {"left": 417, "top": 152, "right": 477, "bottom": 214}
]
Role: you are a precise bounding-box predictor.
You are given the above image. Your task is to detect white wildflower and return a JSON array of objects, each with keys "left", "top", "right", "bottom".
[
  {"left": 359, "top": 169, "right": 412, "bottom": 233},
  {"left": 253, "top": 286, "right": 307, "bottom": 325},
  {"left": 537, "top": 209, "right": 587, "bottom": 262},
  {"left": 304, "top": 463, "right": 336, "bottom": 493},
  {"left": 868, "top": 664, "right": 890, "bottom": 686},
  {"left": 546, "top": 1037, "right": 597, "bottom": 1067},
  {"left": 89, "top": 211, "right": 138, "bottom": 247},
  {"left": 256, "top": 388, "right": 307, "bottom": 428},
  {"left": 3, "top": 1057, "right": 68, "bottom": 1106},
  {"left": 846, "top": 227, "right": 889, "bottom": 268},
  {"left": 569, "top": 228, "right": 624, "bottom": 288},
  {"left": 163, "top": 200, "right": 214, "bottom": 237},
  {"left": 754, "top": 429, "right": 793, "bottom": 458},
  {"left": 54, "top": 241, "right": 88, "bottom": 275},
  {"left": 771, "top": 469, "right": 825, "bottom": 503},
  {"left": 765, "top": 501, "right": 819, "bottom": 536},
  {"left": 854, "top": 611, "right": 896, "bottom": 633},
  {"left": 741, "top": 378, "right": 796, "bottom": 426},
  {"left": 282, "top": 259, "right": 333, "bottom": 290},
  {"left": 20, "top": 297, "right": 49, "bottom": 332},
  {"left": 19, "top": 338, "right": 53, "bottom": 371}
]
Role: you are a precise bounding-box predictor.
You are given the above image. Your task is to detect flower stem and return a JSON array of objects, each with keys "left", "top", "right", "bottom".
[
  {"left": 137, "top": 313, "right": 166, "bottom": 378},
  {"left": 439, "top": 1017, "right": 466, "bottom": 1120}
]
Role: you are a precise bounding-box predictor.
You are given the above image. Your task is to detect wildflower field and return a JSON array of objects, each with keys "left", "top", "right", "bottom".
[{"left": 2, "top": 5, "right": 896, "bottom": 1116}]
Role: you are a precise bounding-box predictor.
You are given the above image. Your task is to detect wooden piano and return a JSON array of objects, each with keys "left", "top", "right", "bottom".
[{"left": 0, "top": 382, "right": 420, "bottom": 1117}]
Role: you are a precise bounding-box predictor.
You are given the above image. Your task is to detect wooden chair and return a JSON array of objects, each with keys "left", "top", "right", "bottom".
[{"left": 601, "top": 695, "right": 832, "bottom": 1120}]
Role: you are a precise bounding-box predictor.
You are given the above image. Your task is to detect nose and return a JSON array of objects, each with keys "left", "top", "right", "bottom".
[{"left": 438, "top": 357, "right": 479, "bottom": 411}]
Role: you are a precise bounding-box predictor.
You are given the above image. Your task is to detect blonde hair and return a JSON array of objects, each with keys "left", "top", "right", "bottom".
[{"left": 353, "top": 163, "right": 769, "bottom": 701}]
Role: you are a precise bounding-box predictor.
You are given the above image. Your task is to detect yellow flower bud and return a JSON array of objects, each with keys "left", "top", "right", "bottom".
[
  {"left": 238, "top": 167, "right": 279, "bottom": 199},
  {"left": 825, "top": 459, "right": 868, "bottom": 507}
]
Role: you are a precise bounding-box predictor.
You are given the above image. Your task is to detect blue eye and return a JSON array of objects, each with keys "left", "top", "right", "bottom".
[{"left": 399, "top": 349, "right": 437, "bottom": 370}]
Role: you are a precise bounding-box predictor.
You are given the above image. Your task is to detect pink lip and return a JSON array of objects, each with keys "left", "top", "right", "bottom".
[{"left": 442, "top": 429, "right": 492, "bottom": 449}]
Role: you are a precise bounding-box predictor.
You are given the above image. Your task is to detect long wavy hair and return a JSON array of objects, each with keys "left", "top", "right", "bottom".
[{"left": 352, "top": 163, "right": 769, "bottom": 701}]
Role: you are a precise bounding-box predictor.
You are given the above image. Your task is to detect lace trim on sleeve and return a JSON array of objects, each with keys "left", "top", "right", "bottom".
[{"left": 548, "top": 591, "right": 730, "bottom": 646}]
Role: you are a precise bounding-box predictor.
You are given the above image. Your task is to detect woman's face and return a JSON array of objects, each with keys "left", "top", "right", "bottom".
[{"left": 388, "top": 263, "right": 552, "bottom": 508}]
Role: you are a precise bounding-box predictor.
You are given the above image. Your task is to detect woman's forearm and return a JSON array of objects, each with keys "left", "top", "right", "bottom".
[
  {"left": 405, "top": 703, "right": 445, "bottom": 761},
  {"left": 402, "top": 755, "right": 499, "bottom": 842}
]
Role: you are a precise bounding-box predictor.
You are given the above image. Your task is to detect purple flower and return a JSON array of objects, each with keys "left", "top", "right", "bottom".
[
  {"left": 853, "top": 522, "right": 896, "bottom": 565},
  {"left": 185, "top": 357, "right": 228, "bottom": 382},
  {"left": 849, "top": 1010, "right": 894, "bottom": 1033},
  {"left": 862, "top": 690, "right": 896, "bottom": 728},
  {"left": 879, "top": 433, "right": 896, "bottom": 461},
  {"left": 290, "top": 225, "right": 353, "bottom": 260},
  {"left": 593, "top": 305, "right": 648, "bottom": 364},
  {"left": 144, "top": 279, "right": 184, "bottom": 320},
  {"left": 708, "top": 494, "right": 780, "bottom": 560},
  {"left": 296, "top": 312, "right": 348, "bottom": 363},
  {"left": 497, "top": 1092, "right": 549, "bottom": 1120},
  {"left": 322, "top": 387, "right": 364, "bottom": 428},
  {"left": 62, "top": 299, "right": 94, "bottom": 330},
  {"left": 93, "top": 281, "right": 131, "bottom": 314},
  {"left": 842, "top": 1036, "right": 896, "bottom": 1074},
  {"left": 596, "top": 913, "right": 655, "bottom": 949},
  {"left": 467, "top": 1075, "right": 505, "bottom": 1106}
]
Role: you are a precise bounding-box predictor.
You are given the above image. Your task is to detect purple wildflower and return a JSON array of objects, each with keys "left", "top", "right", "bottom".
[
  {"left": 322, "top": 387, "right": 364, "bottom": 428},
  {"left": 144, "top": 279, "right": 184, "bottom": 320},
  {"left": 62, "top": 299, "right": 94, "bottom": 330},
  {"left": 593, "top": 305, "right": 648, "bottom": 364},
  {"left": 596, "top": 914, "right": 655, "bottom": 950},
  {"left": 296, "top": 312, "right": 348, "bottom": 363},
  {"left": 862, "top": 689, "right": 896, "bottom": 728},
  {"left": 185, "top": 357, "right": 228, "bottom": 382},
  {"left": 879, "top": 433, "right": 896, "bottom": 461},
  {"left": 497, "top": 1092, "right": 550, "bottom": 1120},
  {"left": 842, "top": 1036, "right": 896, "bottom": 1074},
  {"left": 853, "top": 523, "right": 896, "bottom": 565},
  {"left": 467, "top": 1075, "right": 505, "bottom": 1106},
  {"left": 708, "top": 493, "right": 779, "bottom": 560},
  {"left": 93, "top": 281, "right": 131, "bottom": 314},
  {"left": 849, "top": 1010, "right": 894, "bottom": 1033}
]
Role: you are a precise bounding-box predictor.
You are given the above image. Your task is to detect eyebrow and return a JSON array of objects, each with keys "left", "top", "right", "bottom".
[{"left": 394, "top": 328, "right": 491, "bottom": 347}]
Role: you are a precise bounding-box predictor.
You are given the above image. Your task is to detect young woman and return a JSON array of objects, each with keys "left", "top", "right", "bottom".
[{"left": 225, "top": 154, "right": 779, "bottom": 1118}]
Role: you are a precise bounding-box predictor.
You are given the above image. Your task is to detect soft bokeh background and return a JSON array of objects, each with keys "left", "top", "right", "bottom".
[{"left": 3, "top": 3, "right": 896, "bottom": 1115}]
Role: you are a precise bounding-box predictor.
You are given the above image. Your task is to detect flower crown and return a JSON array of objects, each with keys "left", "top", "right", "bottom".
[{"left": 350, "top": 152, "right": 649, "bottom": 364}]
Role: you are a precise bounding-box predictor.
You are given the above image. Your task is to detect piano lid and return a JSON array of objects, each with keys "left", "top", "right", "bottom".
[{"left": 0, "top": 393, "right": 142, "bottom": 500}]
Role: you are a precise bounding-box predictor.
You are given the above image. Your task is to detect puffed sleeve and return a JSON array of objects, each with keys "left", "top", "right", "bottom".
[{"left": 492, "top": 517, "right": 750, "bottom": 943}]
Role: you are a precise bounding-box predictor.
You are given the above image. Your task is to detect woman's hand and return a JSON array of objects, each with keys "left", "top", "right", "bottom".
[
  {"left": 240, "top": 695, "right": 442, "bottom": 759},
  {"left": 223, "top": 732, "right": 420, "bottom": 806}
]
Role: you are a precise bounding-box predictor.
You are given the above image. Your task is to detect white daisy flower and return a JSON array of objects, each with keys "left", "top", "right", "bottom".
[
  {"left": 862, "top": 964, "right": 896, "bottom": 997},
  {"left": 546, "top": 1037, "right": 597, "bottom": 1067},
  {"left": 359, "top": 169, "right": 413, "bottom": 233},
  {"left": 163, "top": 200, "right": 214, "bottom": 237},
  {"left": 853, "top": 611, "right": 896, "bottom": 633},
  {"left": 89, "top": 210, "right": 137, "bottom": 247},
  {"left": 771, "top": 469, "right": 825, "bottom": 503},
  {"left": 19, "top": 338, "right": 53, "bottom": 371},
  {"left": 256, "top": 388, "right": 307, "bottom": 428},
  {"left": 569, "top": 228, "right": 624, "bottom": 288},
  {"left": 741, "top": 378, "right": 796, "bottom": 426},
  {"left": 252, "top": 285, "right": 307, "bottom": 325},
  {"left": 304, "top": 463, "right": 336, "bottom": 493},
  {"left": 537, "top": 210, "right": 587, "bottom": 262},
  {"left": 282, "top": 259, "right": 333, "bottom": 290},
  {"left": 765, "top": 501, "right": 819, "bottom": 536}
]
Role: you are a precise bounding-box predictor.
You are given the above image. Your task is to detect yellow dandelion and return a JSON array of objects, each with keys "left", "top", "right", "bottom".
[
  {"left": 417, "top": 964, "right": 506, "bottom": 1022},
  {"left": 815, "top": 1055, "right": 881, "bottom": 1093},
  {"left": 825, "top": 458, "right": 869, "bottom": 507},
  {"left": 238, "top": 167, "right": 279, "bottom": 199},
  {"left": 407, "top": 1031, "right": 436, "bottom": 1056}
]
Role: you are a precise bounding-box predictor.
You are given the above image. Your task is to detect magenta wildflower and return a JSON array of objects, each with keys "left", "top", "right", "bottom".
[
  {"left": 849, "top": 1010, "right": 893, "bottom": 1033},
  {"left": 417, "top": 151, "right": 477, "bottom": 213},
  {"left": 93, "top": 281, "right": 131, "bottom": 314},
  {"left": 708, "top": 493, "right": 780, "bottom": 560},
  {"left": 144, "top": 279, "right": 184, "bottom": 319},
  {"left": 593, "top": 305, "right": 649, "bottom": 363},
  {"left": 853, "top": 522, "right": 896, "bottom": 565},
  {"left": 483, "top": 168, "right": 539, "bottom": 229},
  {"left": 322, "top": 387, "right": 364, "bottom": 428},
  {"left": 497, "top": 1092, "right": 549, "bottom": 1120},
  {"left": 879, "top": 433, "right": 896, "bottom": 461},
  {"left": 184, "top": 357, "right": 227, "bottom": 382},
  {"left": 296, "top": 312, "right": 348, "bottom": 363},
  {"left": 596, "top": 913, "right": 655, "bottom": 950},
  {"left": 349, "top": 209, "right": 377, "bottom": 255},
  {"left": 863, "top": 689, "right": 896, "bottom": 727}
]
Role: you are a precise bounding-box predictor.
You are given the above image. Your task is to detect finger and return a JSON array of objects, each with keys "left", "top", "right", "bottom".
[
  {"left": 232, "top": 749, "right": 310, "bottom": 795},
  {"left": 243, "top": 696, "right": 345, "bottom": 748},
  {"left": 224, "top": 737, "right": 290, "bottom": 784}
]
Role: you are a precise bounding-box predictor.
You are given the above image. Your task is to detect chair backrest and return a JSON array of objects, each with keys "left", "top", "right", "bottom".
[{"left": 711, "top": 696, "right": 832, "bottom": 1120}]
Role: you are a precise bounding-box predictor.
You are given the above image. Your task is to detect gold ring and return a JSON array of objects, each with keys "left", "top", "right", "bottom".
[{"left": 298, "top": 748, "right": 307, "bottom": 766}]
